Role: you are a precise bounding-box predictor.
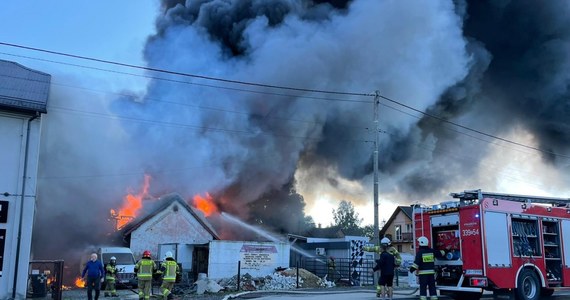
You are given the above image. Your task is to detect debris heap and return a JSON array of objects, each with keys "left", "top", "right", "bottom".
[{"left": 216, "top": 268, "right": 333, "bottom": 292}]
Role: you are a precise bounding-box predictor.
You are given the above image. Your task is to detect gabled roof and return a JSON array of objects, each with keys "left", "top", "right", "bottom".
[
  {"left": 121, "top": 193, "right": 219, "bottom": 240},
  {"left": 379, "top": 206, "right": 413, "bottom": 237},
  {"left": 0, "top": 59, "right": 50, "bottom": 114},
  {"left": 306, "top": 226, "right": 344, "bottom": 239}
]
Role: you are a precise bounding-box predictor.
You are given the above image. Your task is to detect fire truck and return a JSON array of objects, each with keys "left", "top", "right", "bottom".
[{"left": 413, "top": 190, "right": 570, "bottom": 300}]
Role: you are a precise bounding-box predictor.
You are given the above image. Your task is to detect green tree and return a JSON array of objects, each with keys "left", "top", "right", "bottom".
[
  {"left": 361, "top": 224, "right": 375, "bottom": 240},
  {"left": 332, "top": 200, "right": 363, "bottom": 231}
]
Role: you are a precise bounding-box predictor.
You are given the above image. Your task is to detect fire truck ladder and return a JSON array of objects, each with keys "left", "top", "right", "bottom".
[{"left": 450, "top": 189, "right": 570, "bottom": 207}]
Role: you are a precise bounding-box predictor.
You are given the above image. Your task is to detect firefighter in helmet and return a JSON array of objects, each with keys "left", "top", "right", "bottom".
[
  {"left": 104, "top": 256, "right": 119, "bottom": 297},
  {"left": 364, "top": 237, "right": 402, "bottom": 266},
  {"left": 134, "top": 250, "right": 157, "bottom": 300},
  {"left": 327, "top": 256, "right": 336, "bottom": 282},
  {"left": 158, "top": 251, "right": 181, "bottom": 299},
  {"left": 409, "top": 236, "right": 445, "bottom": 300}
]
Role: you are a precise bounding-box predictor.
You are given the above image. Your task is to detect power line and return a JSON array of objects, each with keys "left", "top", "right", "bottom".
[
  {"left": 0, "top": 42, "right": 369, "bottom": 97},
  {"left": 1, "top": 42, "right": 568, "bottom": 159},
  {"left": 377, "top": 95, "right": 570, "bottom": 159}
]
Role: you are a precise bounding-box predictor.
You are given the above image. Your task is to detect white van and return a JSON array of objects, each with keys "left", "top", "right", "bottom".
[{"left": 98, "top": 247, "right": 137, "bottom": 288}]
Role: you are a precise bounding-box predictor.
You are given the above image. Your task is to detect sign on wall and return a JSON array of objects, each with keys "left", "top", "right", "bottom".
[
  {"left": 0, "top": 201, "right": 8, "bottom": 223},
  {"left": 240, "top": 244, "right": 277, "bottom": 270}
]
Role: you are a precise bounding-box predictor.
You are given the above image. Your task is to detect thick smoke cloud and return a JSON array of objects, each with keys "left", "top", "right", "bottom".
[
  {"left": 135, "top": 0, "right": 469, "bottom": 219},
  {"left": 399, "top": 0, "right": 570, "bottom": 196},
  {"left": 32, "top": 0, "right": 570, "bottom": 279}
]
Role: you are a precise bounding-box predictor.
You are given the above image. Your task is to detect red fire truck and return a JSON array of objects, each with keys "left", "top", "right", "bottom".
[{"left": 413, "top": 190, "right": 570, "bottom": 300}]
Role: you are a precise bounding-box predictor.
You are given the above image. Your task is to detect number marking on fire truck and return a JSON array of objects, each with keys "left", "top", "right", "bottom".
[{"left": 462, "top": 229, "right": 480, "bottom": 236}]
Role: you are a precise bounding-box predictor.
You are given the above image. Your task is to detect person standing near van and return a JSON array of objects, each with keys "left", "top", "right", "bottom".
[
  {"left": 135, "top": 250, "right": 157, "bottom": 300},
  {"left": 82, "top": 253, "right": 105, "bottom": 300},
  {"left": 159, "top": 251, "right": 180, "bottom": 299},
  {"left": 104, "top": 256, "right": 118, "bottom": 297}
]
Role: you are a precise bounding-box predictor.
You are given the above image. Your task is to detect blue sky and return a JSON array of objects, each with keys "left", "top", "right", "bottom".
[{"left": 0, "top": 1, "right": 157, "bottom": 72}]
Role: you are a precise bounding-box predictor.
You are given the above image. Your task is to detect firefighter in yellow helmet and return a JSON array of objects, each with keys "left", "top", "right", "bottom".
[
  {"left": 104, "top": 256, "right": 118, "bottom": 297},
  {"left": 159, "top": 251, "right": 181, "bottom": 300},
  {"left": 134, "top": 250, "right": 157, "bottom": 300},
  {"left": 410, "top": 236, "right": 445, "bottom": 300}
]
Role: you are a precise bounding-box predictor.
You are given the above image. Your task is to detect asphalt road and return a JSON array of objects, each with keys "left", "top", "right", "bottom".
[
  {"left": 54, "top": 287, "right": 570, "bottom": 299},
  {"left": 239, "top": 290, "right": 570, "bottom": 300}
]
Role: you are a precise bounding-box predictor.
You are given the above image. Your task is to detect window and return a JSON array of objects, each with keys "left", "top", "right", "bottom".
[
  {"left": 397, "top": 245, "right": 402, "bottom": 252},
  {"left": 405, "top": 224, "right": 412, "bottom": 233},
  {"left": 395, "top": 225, "right": 402, "bottom": 241}
]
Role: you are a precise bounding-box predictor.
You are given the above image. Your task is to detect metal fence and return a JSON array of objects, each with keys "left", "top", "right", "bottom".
[
  {"left": 297, "top": 257, "right": 408, "bottom": 287},
  {"left": 298, "top": 257, "right": 375, "bottom": 286}
]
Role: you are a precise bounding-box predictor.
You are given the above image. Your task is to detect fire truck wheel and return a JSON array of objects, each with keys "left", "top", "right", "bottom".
[{"left": 515, "top": 269, "right": 541, "bottom": 300}]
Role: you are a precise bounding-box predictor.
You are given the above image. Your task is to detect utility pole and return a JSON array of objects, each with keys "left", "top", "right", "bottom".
[{"left": 373, "top": 91, "right": 380, "bottom": 246}]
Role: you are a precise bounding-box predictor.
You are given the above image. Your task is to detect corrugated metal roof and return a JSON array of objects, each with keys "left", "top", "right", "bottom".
[{"left": 0, "top": 59, "right": 50, "bottom": 113}]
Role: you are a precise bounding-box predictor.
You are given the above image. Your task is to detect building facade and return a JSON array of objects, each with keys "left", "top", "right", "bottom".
[
  {"left": 122, "top": 193, "right": 219, "bottom": 281},
  {"left": 0, "top": 60, "right": 50, "bottom": 299},
  {"left": 379, "top": 206, "right": 414, "bottom": 254}
]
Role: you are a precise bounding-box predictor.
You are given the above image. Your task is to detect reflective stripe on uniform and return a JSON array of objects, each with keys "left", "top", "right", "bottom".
[
  {"left": 418, "top": 269, "right": 435, "bottom": 275},
  {"left": 105, "top": 265, "right": 116, "bottom": 281},
  {"left": 162, "top": 261, "right": 178, "bottom": 282},
  {"left": 422, "top": 253, "right": 434, "bottom": 263},
  {"left": 138, "top": 259, "right": 154, "bottom": 279}
]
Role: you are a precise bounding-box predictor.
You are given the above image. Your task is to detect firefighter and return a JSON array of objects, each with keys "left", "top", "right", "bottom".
[
  {"left": 364, "top": 237, "right": 402, "bottom": 266},
  {"left": 409, "top": 236, "right": 445, "bottom": 300},
  {"left": 134, "top": 250, "right": 157, "bottom": 300},
  {"left": 159, "top": 251, "right": 181, "bottom": 299},
  {"left": 327, "top": 256, "right": 336, "bottom": 282},
  {"left": 104, "top": 256, "right": 119, "bottom": 297},
  {"left": 372, "top": 243, "right": 396, "bottom": 300}
]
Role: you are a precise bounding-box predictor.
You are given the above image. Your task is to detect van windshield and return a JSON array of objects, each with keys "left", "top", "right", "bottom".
[{"left": 105, "top": 253, "right": 135, "bottom": 265}]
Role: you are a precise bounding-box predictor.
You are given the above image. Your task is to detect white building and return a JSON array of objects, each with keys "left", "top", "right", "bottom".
[
  {"left": 0, "top": 60, "right": 50, "bottom": 299},
  {"left": 122, "top": 193, "right": 220, "bottom": 280}
]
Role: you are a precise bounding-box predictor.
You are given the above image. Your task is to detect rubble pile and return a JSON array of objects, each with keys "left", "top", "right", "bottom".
[
  {"left": 219, "top": 268, "right": 332, "bottom": 291},
  {"left": 174, "top": 268, "right": 332, "bottom": 295}
]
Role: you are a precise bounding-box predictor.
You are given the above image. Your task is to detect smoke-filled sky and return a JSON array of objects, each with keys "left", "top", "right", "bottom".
[{"left": 1, "top": 0, "right": 569, "bottom": 263}]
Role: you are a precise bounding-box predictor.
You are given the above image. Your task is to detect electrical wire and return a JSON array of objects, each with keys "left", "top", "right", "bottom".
[{"left": 1, "top": 42, "right": 569, "bottom": 160}]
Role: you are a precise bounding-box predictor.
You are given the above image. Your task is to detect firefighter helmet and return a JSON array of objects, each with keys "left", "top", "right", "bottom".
[
  {"left": 110, "top": 256, "right": 116, "bottom": 261},
  {"left": 165, "top": 251, "right": 173, "bottom": 258},
  {"left": 143, "top": 250, "right": 151, "bottom": 258},
  {"left": 418, "top": 236, "right": 429, "bottom": 246},
  {"left": 380, "top": 237, "right": 391, "bottom": 246}
]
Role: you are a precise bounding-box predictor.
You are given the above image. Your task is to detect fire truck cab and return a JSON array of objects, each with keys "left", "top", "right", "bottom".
[{"left": 413, "top": 190, "right": 570, "bottom": 300}]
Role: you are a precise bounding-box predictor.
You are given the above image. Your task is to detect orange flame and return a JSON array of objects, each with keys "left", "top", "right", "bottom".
[
  {"left": 75, "top": 277, "right": 85, "bottom": 288},
  {"left": 193, "top": 193, "right": 219, "bottom": 217},
  {"left": 111, "top": 174, "right": 152, "bottom": 230}
]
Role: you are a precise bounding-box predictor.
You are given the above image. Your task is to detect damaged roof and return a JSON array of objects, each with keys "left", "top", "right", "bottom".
[
  {"left": 0, "top": 59, "right": 50, "bottom": 114},
  {"left": 121, "top": 193, "right": 220, "bottom": 240}
]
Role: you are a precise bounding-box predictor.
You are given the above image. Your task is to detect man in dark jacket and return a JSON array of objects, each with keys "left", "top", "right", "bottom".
[
  {"left": 82, "top": 253, "right": 105, "bottom": 300},
  {"left": 372, "top": 245, "right": 396, "bottom": 300},
  {"left": 410, "top": 236, "right": 445, "bottom": 300}
]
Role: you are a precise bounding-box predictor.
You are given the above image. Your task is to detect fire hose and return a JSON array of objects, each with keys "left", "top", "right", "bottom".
[{"left": 222, "top": 287, "right": 419, "bottom": 299}]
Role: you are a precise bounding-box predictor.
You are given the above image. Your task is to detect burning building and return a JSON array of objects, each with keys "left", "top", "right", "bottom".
[{"left": 121, "top": 193, "right": 219, "bottom": 280}]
